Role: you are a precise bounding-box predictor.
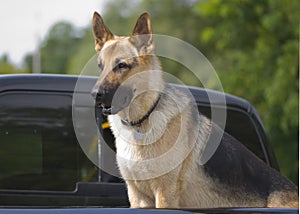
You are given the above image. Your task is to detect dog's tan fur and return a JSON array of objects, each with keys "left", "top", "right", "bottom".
[{"left": 92, "top": 12, "right": 299, "bottom": 208}]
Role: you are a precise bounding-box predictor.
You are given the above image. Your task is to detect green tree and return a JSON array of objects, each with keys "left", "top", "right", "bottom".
[
  {"left": 25, "top": 22, "right": 83, "bottom": 74},
  {"left": 42, "top": 22, "right": 83, "bottom": 74},
  {"left": 0, "top": 54, "right": 28, "bottom": 74},
  {"left": 196, "top": 0, "right": 299, "bottom": 184},
  {"left": 66, "top": 30, "right": 96, "bottom": 75}
]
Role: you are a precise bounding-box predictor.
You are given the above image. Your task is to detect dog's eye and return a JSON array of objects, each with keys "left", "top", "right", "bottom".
[
  {"left": 117, "top": 62, "right": 129, "bottom": 69},
  {"left": 114, "top": 62, "right": 130, "bottom": 72},
  {"left": 98, "top": 62, "right": 103, "bottom": 71}
]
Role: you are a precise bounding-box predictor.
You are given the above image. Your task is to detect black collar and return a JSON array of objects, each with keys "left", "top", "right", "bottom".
[{"left": 121, "top": 95, "right": 161, "bottom": 127}]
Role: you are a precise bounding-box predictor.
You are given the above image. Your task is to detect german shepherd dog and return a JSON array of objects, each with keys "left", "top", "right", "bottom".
[{"left": 91, "top": 12, "right": 298, "bottom": 208}]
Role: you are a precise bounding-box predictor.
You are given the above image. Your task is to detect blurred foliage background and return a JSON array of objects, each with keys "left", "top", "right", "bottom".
[{"left": 1, "top": 0, "right": 299, "bottom": 184}]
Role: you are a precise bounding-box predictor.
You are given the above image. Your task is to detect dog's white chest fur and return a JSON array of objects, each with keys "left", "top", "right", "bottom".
[
  {"left": 108, "top": 106, "right": 193, "bottom": 181},
  {"left": 106, "top": 86, "right": 217, "bottom": 208}
]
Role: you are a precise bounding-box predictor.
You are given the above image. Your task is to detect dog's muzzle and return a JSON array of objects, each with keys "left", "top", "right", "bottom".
[
  {"left": 91, "top": 85, "right": 134, "bottom": 116},
  {"left": 91, "top": 87, "right": 112, "bottom": 115}
]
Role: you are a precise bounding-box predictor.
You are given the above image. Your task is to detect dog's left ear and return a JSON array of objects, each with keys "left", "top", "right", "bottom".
[{"left": 130, "top": 12, "right": 153, "bottom": 53}]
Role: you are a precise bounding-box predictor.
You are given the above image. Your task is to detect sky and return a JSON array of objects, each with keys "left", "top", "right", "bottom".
[{"left": 0, "top": 0, "right": 105, "bottom": 66}]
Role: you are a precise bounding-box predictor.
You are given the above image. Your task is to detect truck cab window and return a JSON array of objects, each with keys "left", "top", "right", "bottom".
[{"left": 0, "top": 92, "right": 98, "bottom": 191}]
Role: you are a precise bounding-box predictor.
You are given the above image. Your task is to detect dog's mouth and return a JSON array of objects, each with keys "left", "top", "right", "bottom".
[
  {"left": 96, "top": 103, "right": 129, "bottom": 116},
  {"left": 95, "top": 101, "right": 113, "bottom": 116},
  {"left": 94, "top": 98, "right": 112, "bottom": 115},
  {"left": 102, "top": 106, "right": 112, "bottom": 116},
  {"left": 94, "top": 85, "right": 134, "bottom": 116},
  {"left": 101, "top": 105, "right": 127, "bottom": 116}
]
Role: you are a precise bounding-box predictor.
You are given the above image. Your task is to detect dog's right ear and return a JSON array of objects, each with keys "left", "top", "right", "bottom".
[{"left": 92, "top": 12, "right": 114, "bottom": 52}]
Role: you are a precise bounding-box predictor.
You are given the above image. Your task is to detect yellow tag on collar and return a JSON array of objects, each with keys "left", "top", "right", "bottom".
[{"left": 102, "top": 122, "right": 110, "bottom": 129}]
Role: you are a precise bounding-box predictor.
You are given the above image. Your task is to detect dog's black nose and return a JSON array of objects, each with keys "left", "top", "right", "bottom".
[
  {"left": 91, "top": 85, "right": 118, "bottom": 111},
  {"left": 91, "top": 87, "right": 107, "bottom": 109},
  {"left": 91, "top": 87, "right": 105, "bottom": 100}
]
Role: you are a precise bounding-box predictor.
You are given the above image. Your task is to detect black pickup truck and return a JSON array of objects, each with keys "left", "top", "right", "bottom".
[{"left": 0, "top": 74, "right": 297, "bottom": 213}]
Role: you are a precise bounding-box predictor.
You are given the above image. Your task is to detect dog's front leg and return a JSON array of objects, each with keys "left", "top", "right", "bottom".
[
  {"left": 127, "top": 181, "right": 155, "bottom": 208},
  {"left": 155, "top": 186, "right": 180, "bottom": 208}
]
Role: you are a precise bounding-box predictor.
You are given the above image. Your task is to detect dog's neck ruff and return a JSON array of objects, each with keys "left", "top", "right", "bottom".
[{"left": 121, "top": 95, "right": 161, "bottom": 127}]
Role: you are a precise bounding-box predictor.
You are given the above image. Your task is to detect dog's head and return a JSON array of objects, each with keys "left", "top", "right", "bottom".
[{"left": 91, "top": 12, "right": 163, "bottom": 116}]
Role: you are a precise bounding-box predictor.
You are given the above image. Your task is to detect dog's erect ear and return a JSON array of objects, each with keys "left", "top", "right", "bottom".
[
  {"left": 129, "top": 12, "right": 153, "bottom": 53},
  {"left": 92, "top": 12, "right": 114, "bottom": 52}
]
